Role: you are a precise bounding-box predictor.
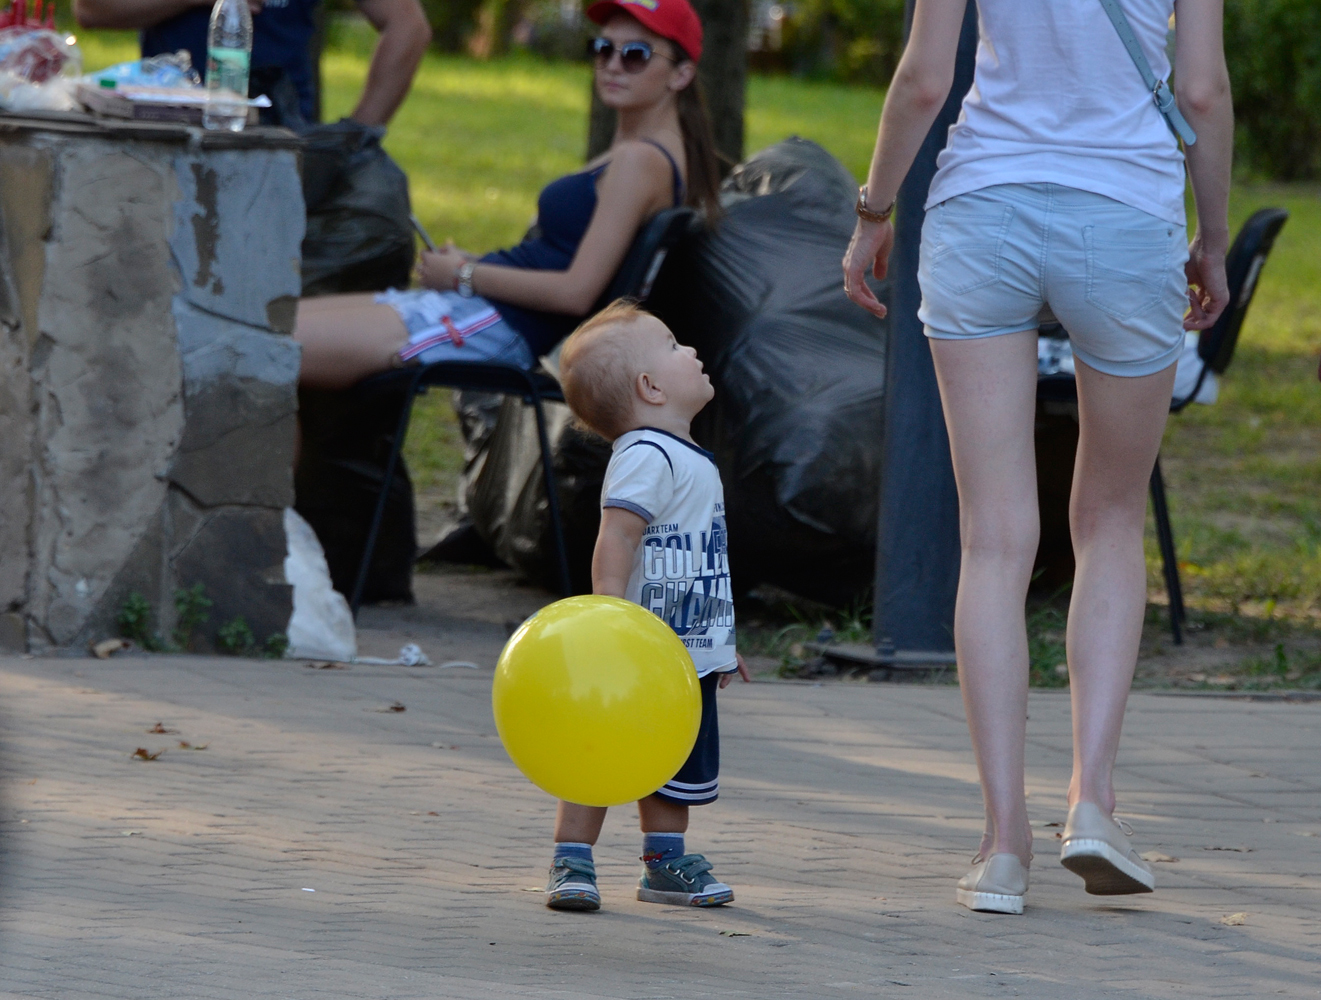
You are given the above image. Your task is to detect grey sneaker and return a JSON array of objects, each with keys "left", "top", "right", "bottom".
[
  {"left": 956, "top": 853, "right": 1028, "bottom": 914},
  {"left": 546, "top": 856, "right": 600, "bottom": 911},
  {"left": 637, "top": 853, "right": 733, "bottom": 907},
  {"left": 1060, "top": 802, "right": 1155, "bottom": 895}
]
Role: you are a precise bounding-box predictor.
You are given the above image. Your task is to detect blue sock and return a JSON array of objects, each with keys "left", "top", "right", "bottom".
[
  {"left": 642, "top": 832, "right": 685, "bottom": 868},
  {"left": 553, "top": 842, "right": 593, "bottom": 863}
]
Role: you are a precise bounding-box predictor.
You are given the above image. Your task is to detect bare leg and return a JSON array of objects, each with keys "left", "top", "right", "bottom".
[
  {"left": 550, "top": 795, "right": 686, "bottom": 850},
  {"left": 294, "top": 293, "right": 410, "bottom": 390},
  {"left": 930, "top": 330, "right": 1039, "bottom": 865},
  {"left": 1067, "top": 359, "right": 1176, "bottom": 812},
  {"left": 637, "top": 795, "right": 689, "bottom": 834},
  {"left": 553, "top": 802, "right": 608, "bottom": 844},
  {"left": 298, "top": 292, "right": 382, "bottom": 315}
]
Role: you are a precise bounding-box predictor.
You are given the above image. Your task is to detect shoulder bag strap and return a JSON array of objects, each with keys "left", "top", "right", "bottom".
[{"left": 1097, "top": 0, "right": 1197, "bottom": 146}]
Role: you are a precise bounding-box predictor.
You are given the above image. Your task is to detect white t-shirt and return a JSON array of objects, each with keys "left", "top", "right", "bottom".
[
  {"left": 601, "top": 427, "right": 737, "bottom": 678},
  {"left": 927, "top": 0, "right": 1186, "bottom": 225}
]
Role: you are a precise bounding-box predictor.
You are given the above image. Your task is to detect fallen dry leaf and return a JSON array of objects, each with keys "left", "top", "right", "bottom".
[
  {"left": 146, "top": 723, "right": 179, "bottom": 734},
  {"left": 131, "top": 747, "right": 163, "bottom": 761},
  {"left": 91, "top": 638, "right": 131, "bottom": 659},
  {"left": 1140, "top": 851, "right": 1179, "bottom": 863},
  {"left": 1220, "top": 912, "right": 1247, "bottom": 926},
  {"left": 177, "top": 741, "right": 208, "bottom": 750},
  {"left": 427, "top": 811, "right": 439, "bottom": 816}
]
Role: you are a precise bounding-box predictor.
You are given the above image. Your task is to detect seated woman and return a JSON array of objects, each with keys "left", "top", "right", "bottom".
[{"left": 295, "top": 0, "right": 720, "bottom": 391}]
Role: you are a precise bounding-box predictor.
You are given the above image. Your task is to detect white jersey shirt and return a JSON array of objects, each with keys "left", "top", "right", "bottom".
[
  {"left": 601, "top": 427, "right": 737, "bottom": 678},
  {"left": 927, "top": 0, "right": 1186, "bottom": 225}
]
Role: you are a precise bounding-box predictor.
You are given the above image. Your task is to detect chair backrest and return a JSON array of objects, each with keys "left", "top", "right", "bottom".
[
  {"left": 1198, "top": 207, "right": 1289, "bottom": 375},
  {"left": 592, "top": 206, "right": 699, "bottom": 312}
]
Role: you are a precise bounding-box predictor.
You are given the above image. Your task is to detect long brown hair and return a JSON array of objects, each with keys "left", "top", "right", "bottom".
[{"left": 674, "top": 61, "right": 722, "bottom": 222}]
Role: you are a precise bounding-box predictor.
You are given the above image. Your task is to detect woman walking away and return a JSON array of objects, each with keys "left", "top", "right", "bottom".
[{"left": 843, "top": 0, "right": 1232, "bottom": 914}]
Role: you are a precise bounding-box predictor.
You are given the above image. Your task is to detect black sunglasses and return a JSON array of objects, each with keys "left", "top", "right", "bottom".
[{"left": 588, "top": 37, "right": 676, "bottom": 73}]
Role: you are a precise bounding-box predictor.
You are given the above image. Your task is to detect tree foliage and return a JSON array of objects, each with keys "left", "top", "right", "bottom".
[
  {"left": 768, "top": 0, "right": 906, "bottom": 88},
  {"left": 1223, "top": 0, "right": 1321, "bottom": 180}
]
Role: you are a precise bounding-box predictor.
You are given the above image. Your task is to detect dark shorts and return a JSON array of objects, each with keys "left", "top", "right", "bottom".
[{"left": 654, "top": 671, "right": 724, "bottom": 807}]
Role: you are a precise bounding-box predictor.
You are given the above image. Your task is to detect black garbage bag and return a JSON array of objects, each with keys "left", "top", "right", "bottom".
[
  {"left": 295, "top": 381, "right": 417, "bottom": 605},
  {"left": 468, "top": 137, "right": 888, "bottom": 606},
  {"left": 651, "top": 137, "right": 889, "bottom": 606},
  {"left": 300, "top": 119, "right": 415, "bottom": 296}
]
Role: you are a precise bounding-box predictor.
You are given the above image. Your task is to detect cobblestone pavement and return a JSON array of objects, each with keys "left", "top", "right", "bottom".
[{"left": 2, "top": 577, "right": 1319, "bottom": 998}]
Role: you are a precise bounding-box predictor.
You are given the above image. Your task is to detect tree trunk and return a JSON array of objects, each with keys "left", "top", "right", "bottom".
[
  {"left": 477, "top": 0, "right": 525, "bottom": 57},
  {"left": 586, "top": 0, "right": 747, "bottom": 169}
]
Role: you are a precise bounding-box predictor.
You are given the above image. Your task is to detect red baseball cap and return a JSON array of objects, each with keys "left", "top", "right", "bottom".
[{"left": 586, "top": 0, "right": 703, "bottom": 63}]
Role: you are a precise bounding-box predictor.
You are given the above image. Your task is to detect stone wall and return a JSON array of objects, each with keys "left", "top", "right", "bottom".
[{"left": 0, "top": 114, "right": 304, "bottom": 652}]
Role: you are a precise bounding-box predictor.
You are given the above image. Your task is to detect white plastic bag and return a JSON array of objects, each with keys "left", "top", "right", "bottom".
[
  {"left": 0, "top": 27, "right": 79, "bottom": 111},
  {"left": 283, "top": 507, "right": 357, "bottom": 662}
]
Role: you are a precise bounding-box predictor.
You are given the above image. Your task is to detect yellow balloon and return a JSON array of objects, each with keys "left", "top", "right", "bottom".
[{"left": 492, "top": 595, "right": 701, "bottom": 807}]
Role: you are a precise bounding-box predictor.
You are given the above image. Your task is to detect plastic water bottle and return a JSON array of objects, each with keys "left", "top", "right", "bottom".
[{"left": 203, "top": 0, "right": 252, "bottom": 131}]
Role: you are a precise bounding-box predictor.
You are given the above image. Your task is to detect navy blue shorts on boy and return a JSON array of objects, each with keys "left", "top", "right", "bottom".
[{"left": 654, "top": 671, "right": 724, "bottom": 806}]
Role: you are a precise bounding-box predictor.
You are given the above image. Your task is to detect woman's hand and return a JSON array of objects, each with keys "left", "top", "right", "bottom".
[
  {"left": 842, "top": 218, "right": 894, "bottom": 318},
  {"left": 416, "top": 244, "right": 469, "bottom": 292},
  {"left": 1183, "top": 228, "right": 1231, "bottom": 331}
]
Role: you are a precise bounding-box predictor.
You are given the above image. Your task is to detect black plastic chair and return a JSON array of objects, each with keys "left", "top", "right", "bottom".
[
  {"left": 1036, "top": 207, "right": 1289, "bottom": 643},
  {"left": 347, "top": 206, "right": 699, "bottom": 616}
]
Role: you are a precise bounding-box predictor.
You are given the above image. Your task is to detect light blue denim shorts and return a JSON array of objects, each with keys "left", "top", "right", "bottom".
[
  {"left": 376, "top": 288, "right": 535, "bottom": 369},
  {"left": 918, "top": 183, "right": 1189, "bottom": 377}
]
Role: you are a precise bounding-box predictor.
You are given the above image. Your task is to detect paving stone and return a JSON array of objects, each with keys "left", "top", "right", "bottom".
[{"left": 0, "top": 576, "right": 1319, "bottom": 998}]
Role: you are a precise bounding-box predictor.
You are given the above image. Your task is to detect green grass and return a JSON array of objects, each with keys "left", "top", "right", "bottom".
[
  {"left": 77, "top": 34, "right": 1321, "bottom": 671},
  {"left": 70, "top": 28, "right": 139, "bottom": 74},
  {"left": 1157, "top": 186, "right": 1321, "bottom": 623}
]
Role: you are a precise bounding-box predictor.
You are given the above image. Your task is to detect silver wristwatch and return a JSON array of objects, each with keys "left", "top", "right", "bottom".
[{"left": 456, "top": 260, "right": 476, "bottom": 298}]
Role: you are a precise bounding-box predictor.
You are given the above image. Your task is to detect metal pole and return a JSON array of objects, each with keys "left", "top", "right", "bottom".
[{"left": 873, "top": 0, "right": 979, "bottom": 662}]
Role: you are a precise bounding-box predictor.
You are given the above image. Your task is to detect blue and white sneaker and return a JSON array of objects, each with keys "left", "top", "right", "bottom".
[
  {"left": 545, "top": 856, "right": 600, "bottom": 911},
  {"left": 637, "top": 853, "right": 734, "bottom": 907}
]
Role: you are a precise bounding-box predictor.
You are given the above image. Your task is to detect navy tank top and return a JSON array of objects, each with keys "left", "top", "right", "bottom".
[{"left": 482, "top": 138, "right": 684, "bottom": 358}]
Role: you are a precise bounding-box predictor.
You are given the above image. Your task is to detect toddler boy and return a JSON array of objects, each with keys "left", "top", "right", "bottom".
[{"left": 543, "top": 299, "right": 749, "bottom": 912}]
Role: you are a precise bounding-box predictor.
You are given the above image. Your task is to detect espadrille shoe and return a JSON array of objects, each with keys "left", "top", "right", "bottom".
[
  {"left": 956, "top": 852, "right": 1028, "bottom": 914},
  {"left": 1059, "top": 802, "right": 1155, "bottom": 895}
]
